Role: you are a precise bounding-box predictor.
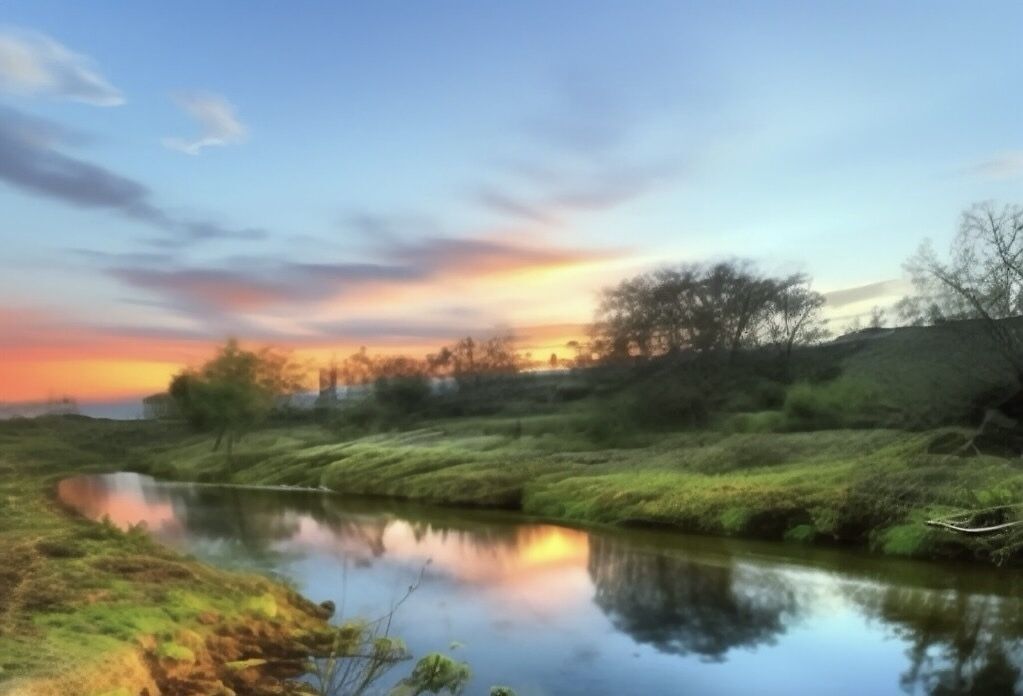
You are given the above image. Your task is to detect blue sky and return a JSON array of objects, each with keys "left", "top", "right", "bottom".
[{"left": 1, "top": 1, "right": 1021, "bottom": 399}]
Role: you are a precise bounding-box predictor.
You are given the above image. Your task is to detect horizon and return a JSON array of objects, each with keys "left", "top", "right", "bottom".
[{"left": 2, "top": 1, "right": 1021, "bottom": 401}]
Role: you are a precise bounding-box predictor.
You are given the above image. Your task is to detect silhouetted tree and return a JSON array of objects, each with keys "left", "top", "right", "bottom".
[
  {"left": 764, "top": 274, "right": 829, "bottom": 360},
  {"left": 592, "top": 260, "right": 815, "bottom": 363},
  {"left": 901, "top": 202, "right": 1023, "bottom": 381},
  {"left": 169, "top": 339, "right": 305, "bottom": 461}
]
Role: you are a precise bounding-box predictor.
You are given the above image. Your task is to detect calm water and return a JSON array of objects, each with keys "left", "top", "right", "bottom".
[{"left": 58, "top": 473, "right": 1023, "bottom": 695}]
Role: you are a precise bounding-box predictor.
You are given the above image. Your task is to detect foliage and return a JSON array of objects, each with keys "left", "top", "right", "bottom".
[
  {"left": 428, "top": 335, "right": 522, "bottom": 385},
  {"left": 782, "top": 378, "right": 884, "bottom": 430},
  {"left": 391, "top": 653, "right": 471, "bottom": 696},
  {"left": 900, "top": 201, "right": 1023, "bottom": 382},
  {"left": 591, "top": 260, "right": 827, "bottom": 362},
  {"left": 763, "top": 277, "right": 829, "bottom": 360},
  {"left": 306, "top": 618, "right": 413, "bottom": 696},
  {"left": 374, "top": 377, "right": 432, "bottom": 419},
  {"left": 169, "top": 338, "right": 306, "bottom": 456}
]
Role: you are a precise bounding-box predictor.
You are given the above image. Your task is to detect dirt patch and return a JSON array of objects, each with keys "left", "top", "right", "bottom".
[{"left": 92, "top": 555, "right": 198, "bottom": 583}]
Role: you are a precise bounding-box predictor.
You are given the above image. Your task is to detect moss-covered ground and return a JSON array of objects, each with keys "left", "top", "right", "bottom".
[
  {"left": 0, "top": 416, "right": 330, "bottom": 696},
  {"left": 129, "top": 411, "right": 1023, "bottom": 564},
  {"left": 5, "top": 395, "right": 1023, "bottom": 690}
]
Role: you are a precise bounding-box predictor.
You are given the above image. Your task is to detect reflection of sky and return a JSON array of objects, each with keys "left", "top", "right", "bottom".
[
  {"left": 57, "top": 474, "right": 180, "bottom": 534},
  {"left": 59, "top": 473, "right": 1023, "bottom": 695}
]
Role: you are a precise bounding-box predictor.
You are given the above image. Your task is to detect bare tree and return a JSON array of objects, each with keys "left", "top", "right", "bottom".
[
  {"left": 764, "top": 274, "right": 829, "bottom": 359},
  {"left": 592, "top": 260, "right": 798, "bottom": 363},
  {"left": 903, "top": 202, "right": 1023, "bottom": 380},
  {"left": 868, "top": 305, "right": 886, "bottom": 330}
]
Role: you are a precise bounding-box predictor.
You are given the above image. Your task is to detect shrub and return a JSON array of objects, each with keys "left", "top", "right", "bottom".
[
  {"left": 374, "top": 376, "right": 431, "bottom": 415},
  {"left": 722, "top": 378, "right": 786, "bottom": 412},
  {"left": 627, "top": 376, "right": 714, "bottom": 429},
  {"left": 722, "top": 410, "right": 786, "bottom": 433},
  {"left": 782, "top": 378, "right": 883, "bottom": 430}
]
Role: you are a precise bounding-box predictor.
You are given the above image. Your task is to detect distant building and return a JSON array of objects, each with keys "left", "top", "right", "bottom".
[
  {"left": 142, "top": 392, "right": 176, "bottom": 420},
  {"left": 0, "top": 397, "right": 78, "bottom": 420},
  {"left": 317, "top": 365, "right": 339, "bottom": 407}
]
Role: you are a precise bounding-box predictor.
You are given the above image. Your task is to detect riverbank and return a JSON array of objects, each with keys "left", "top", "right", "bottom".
[
  {"left": 3, "top": 414, "right": 1021, "bottom": 691},
  {"left": 0, "top": 417, "right": 333, "bottom": 695},
  {"left": 120, "top": 412, "right": 1023, "bottom": 565}
]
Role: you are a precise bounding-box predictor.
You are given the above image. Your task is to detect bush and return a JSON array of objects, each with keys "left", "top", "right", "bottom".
[
  {"left": 374, "top": 376, "right": 431, "bottom": 415},
  {"left": 722, "top": 411, "right": 786, "bottom": 433},
  {"left": 333, "top": 398, "right": 386, "bottom": 431},
  {"left": 721, "top": 378, "right": 786, "bottom": 412},
  {"left": 782, "top": 378, "right": 883, "bottom": 430},
  {"left": 627, "top": 375, "right": 714, "bottom": 430}
]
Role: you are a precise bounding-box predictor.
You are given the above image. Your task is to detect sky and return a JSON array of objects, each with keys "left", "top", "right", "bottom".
[{"left": 0, "top": 1, "right": 1021, "bottom": 403}]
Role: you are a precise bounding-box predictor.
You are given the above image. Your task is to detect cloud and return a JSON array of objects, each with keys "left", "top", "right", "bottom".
[
  {"left": 164, "top": 92, "right": 246, "bottom": 155},
  {"left": 0, "top": 27, "right": 123, "bottom": 105},
  {"left": 0, "top": 106, "right": 162, "bottom": 218},
  {"left": 522, "top": 74, "right": 635, "bottom": 155},
  {"left": 968, "top": 151, "right": 1023, "bottom": 180},
  {"left": 823, "top": 279, "right": 908, "bottom": 308},
  {"left": 103, "top": 235, "right": 623, "bottom": 317},
  {"left": 385, "top": 235, "right": 616, "bottom": 276},
  {"left": 473, "top": 77, "right": 682, "bottom": 226},
  {"left": 0, "top": 105, "right": 265, "bottom": 245},
  {"left": 109, "top": 268, "right": 287, "bottom": 312},
  {"left": 151, "top": 219, "right": 267, "bottom": 247},
  {"left": 308, "top": 318, "right": 485, "bottom": 343},
  {"left": 475, "top": 189, "right": 557, "bottom": 225},
  {"left": 475, "top": 161, "right": 679, "bottom": 226}
]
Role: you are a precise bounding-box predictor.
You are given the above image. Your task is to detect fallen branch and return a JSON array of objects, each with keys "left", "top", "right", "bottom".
[
  {"left": 925, "top": 518, "right": 1023, "bottom": 535},
  {"left": 926, "top": 503, "right": 1023, "bottom": 535}
]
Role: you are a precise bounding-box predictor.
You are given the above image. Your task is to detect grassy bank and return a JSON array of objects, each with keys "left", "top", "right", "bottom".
[
  {"left": 0, "top": 417, "right": 332, "bottom": 696},
  {"left": 118, "top": 410, "right": 1023, "bottom": 565},
  {"left": 3, "top": 406, "right": 1020, "bottom": 693}
]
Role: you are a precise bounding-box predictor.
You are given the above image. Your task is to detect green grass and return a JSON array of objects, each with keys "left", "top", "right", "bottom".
[
  {"left": 0, "top": 416, "right": 329, "bottom": 695},
  {"left": 110, "top": 410, "right": 1023, "bottom": 563},
  {"left": 3, "top": 400, "right": 1023, "bottom": 689},
  {"left": 839, "top": 323, "right": 1016, "bottom": 427}
]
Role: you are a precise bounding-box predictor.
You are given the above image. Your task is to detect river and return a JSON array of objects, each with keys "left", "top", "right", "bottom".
[{"left": 57, "top": 472, "right": 1023, "bottom": 695}]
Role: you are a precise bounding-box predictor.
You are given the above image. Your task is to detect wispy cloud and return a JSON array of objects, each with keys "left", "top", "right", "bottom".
[
  {"left": 103, "top": 235, "right": 623, "bottom": 320},
  {"left": 0, "top": 27, "right": 123, "bottom": 105},
  {"left": 0, "top": 105, "right": 265, "bottom": 245},
  {"left": 473, "top": 77, "right": 682, "bottom": 227},
  {"left": 0, "top": 106, "right": 160, "bottom": 217},
  {"left": 164, "top": 92, "right": 246, "bottom": 155},
  {"left": 967, "top": 151, "right": 1023, "bottom": 180},
  {"left": 823, "top": 279, "right": 908, "bottom": 308}
]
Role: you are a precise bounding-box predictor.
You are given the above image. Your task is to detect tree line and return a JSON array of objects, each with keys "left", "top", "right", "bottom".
[
  {"left": 590, "top": 261, "right": 828, "bottom": 364},
  {"left": 328, "top": 334, "right": 522, "bottom": 387},
  {"left": 166, "top": 200, "right": 1021, "bottom": 450}
]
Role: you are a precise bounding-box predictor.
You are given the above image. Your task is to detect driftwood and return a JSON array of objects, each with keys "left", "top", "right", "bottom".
[{"left": 926, "top": 503, "right": 1023, "bottom": 535}]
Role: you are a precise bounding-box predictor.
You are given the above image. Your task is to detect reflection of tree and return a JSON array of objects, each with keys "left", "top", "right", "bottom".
[
  {"left": 587, "top": 536, "right": 795, "bottom": 660},
  {"left": 172, "top": 487, "right": 301, "bottom": 546},
  {"left": 162, "top": 485, "right": 534, "bottom": 572},
  {"left": 862, "top": 587, "right": 1023, "bottom": 695}
]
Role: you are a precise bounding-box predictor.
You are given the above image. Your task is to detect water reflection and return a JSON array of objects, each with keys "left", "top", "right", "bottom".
[
  {"left": 588, "top": 535, "right": 795, "bottom": 660},
  {"left": 866, "top": 586, "right": 1023, "bottom": 694},
  {"left": 58, "top": 473, "right": 1023, "bottom": 695}
]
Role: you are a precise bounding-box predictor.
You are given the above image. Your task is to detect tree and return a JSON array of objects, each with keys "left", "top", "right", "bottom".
[
  {"left": 867, "top": 305, "right": 886, "bottom": 329},
  {"left": 372, "top": 355, "right": 431, "bottom": 416},
  {"left": 592, "top": 260, "right": 797, "bottom": 362},
  {"left": 764, "top": 275, "right": 829, "bottom": 360},
  {"left": 169, "top": 339, "right": 306, "bottom": 461},
  {"left": 442, "top": 334, "right": 522, "bottom": 385},
  {"left": 340, "top": 347, "right": 376, "bottom": 387},
  {"left": 902, "top": 202, "right": 1023, "bottom": 380}
]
